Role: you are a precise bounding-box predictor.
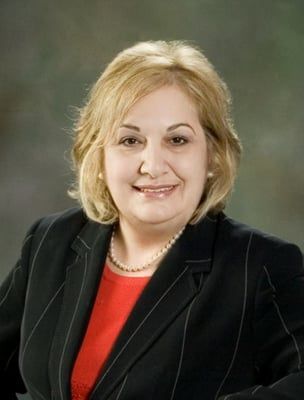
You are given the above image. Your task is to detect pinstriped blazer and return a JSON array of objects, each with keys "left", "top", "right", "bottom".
[{"left": 0, "top": 207, "right": 304, "bottom": 400}]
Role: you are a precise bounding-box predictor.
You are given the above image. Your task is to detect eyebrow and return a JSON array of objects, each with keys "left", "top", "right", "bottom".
[{"left": 119, "top": 123, "right": 196, "bottom": 134}]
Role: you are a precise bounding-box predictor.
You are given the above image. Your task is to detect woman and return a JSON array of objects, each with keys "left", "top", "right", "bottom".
[{"left": 0, "top": 41, "right": 303, "bottom": 400}]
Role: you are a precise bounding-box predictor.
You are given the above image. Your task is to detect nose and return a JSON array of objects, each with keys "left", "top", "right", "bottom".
[{"left": 139, "top": 142, "right": 169, "bottom": 178}]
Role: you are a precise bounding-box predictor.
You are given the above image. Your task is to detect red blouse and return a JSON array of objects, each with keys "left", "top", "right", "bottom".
[{"left": 71, "top": 264, "right": 151, "bottom": 400}]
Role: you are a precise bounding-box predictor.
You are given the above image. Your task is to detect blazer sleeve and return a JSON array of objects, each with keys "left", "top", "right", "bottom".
[
  {"left": 0, "top": 218, "right": 42, "bottom": 399},
  {"left": 219, "top": 242, "right": 304, "bottom": 400}
]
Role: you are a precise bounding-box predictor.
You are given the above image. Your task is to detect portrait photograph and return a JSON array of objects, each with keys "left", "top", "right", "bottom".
[{"left": 1, "top": 1, "right": 303, "bottom": 399}]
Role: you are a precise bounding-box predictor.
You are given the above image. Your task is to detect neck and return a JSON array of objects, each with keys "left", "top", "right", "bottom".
[{"left": 113, "top": 218, "right": 187, "bottom": 268}]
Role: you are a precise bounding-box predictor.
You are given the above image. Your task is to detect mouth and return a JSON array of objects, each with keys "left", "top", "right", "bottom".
[{"left": 132, "top": 185, "right": 178, "bottom": 198}]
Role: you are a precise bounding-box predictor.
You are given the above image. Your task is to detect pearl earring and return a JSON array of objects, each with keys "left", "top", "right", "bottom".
[
  {"left": 207, "top": 171, "right": 214, "bottom": 179},
  {"left": 98, "top": 172, "right": 103, "bottom": 180}
]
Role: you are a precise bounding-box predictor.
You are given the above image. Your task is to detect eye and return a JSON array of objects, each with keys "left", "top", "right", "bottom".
[
  {"left": 169, "top": 136, "right": 188, "bottom": 145},
  {"left": 119, "top": 137, "right": 140, "bottom": 146}
]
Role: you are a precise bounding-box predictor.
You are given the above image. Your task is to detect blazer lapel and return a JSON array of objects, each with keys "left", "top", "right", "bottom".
[
  {"left": 49, "top": 220, "right": 113, "bottom": 400},
  {"left": 90, "top": 214, "right": 219, "bottom": 400}
]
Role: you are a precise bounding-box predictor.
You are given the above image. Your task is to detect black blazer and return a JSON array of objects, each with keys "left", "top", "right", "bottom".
[{"left": 1, "top": 207, "right": 304, "bottom": 400}]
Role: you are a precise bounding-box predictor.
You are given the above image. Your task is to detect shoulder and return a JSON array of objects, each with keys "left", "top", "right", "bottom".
[
  {"left": 219, "top": 213, "right": 302, "bottom": 251},
  {"left": 22, "top": 207, "right": 88, "bottom": 255},
  {"left": 28, "top": 207, "right": 87, "bottom": 238},
  {"left": 217, "top": 213, "right": 303, "bottom": 282},
  {"left": 34, "top": 206, "right": 86, "bottom": 230}
]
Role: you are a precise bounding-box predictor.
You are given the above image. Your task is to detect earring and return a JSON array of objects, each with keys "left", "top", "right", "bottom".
[
  {"left": 207, "top": 171, "right": 214, "bottom": 179},
  {"left": 98, "top": 172, "right": 103, "bottom": 180}
]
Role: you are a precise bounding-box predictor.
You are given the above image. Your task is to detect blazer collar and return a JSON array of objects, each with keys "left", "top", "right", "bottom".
[
  {"left": 49, "top": 212, "right": 219, "bottom": 400},
  {"left": 71, "top": 212, "right": 218, "bottom": 271},
  {"left": 70, "top": 218, "right": 112, "bottom": 256}
]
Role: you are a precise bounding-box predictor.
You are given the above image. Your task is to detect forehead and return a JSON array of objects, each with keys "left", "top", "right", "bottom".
[{"left": 122, "top": 85, "right": 199, "bottom": 126}]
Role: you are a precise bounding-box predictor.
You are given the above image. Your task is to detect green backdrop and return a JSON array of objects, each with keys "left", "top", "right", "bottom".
[{"left": 0, "top": 1, "right": 303, "bottom": 396}]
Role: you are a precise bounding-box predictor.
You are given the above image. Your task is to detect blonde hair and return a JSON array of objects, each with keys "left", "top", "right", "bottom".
[{"left": 69, "top": 40, "right": 242, "bottom": 224}]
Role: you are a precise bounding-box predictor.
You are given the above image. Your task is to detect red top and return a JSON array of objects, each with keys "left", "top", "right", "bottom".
[{"left": 71, "top": 264, "right": 151, "bottom": 400}]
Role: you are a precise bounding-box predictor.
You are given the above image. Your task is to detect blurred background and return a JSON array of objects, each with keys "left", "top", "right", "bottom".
[{"left": 0, "top": 0, "right": 303, "bottom": 397}]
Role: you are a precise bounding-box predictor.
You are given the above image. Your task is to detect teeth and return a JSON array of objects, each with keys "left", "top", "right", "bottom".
[{"left": 140, "top": 186, "right": 174, "bottom": 193}]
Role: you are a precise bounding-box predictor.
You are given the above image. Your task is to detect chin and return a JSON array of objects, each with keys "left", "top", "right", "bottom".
[{"left": 132, "top": 211, "right": 184, "bottom": 227}]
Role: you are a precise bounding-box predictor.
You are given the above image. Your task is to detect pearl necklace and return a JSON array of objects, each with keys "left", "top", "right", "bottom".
[{"left": 108, "top": 225, "right": 186, "bottom": 272}]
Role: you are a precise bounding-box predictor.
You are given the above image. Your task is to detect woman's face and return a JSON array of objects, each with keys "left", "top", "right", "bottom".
[{"left": 104, "top": 85, "right": 209, "bottom": 230}]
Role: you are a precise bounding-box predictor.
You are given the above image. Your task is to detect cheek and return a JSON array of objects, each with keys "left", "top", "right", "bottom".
[
  {"left": 176, "top": 150, "right": 208, "bottom": 179},
  {"left": 181, "top": 152, "right": 208, "bottom": 197},
  {"left": 104, "top": 153, "right": 136, "bottom": 188}
]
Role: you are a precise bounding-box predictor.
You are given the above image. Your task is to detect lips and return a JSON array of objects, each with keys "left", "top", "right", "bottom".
[
  {"left": 133, "top": 185, "right": 177, "bottom": 199},
  {"left": 133, "top": 185, "right": 176, "bottom": 193}
]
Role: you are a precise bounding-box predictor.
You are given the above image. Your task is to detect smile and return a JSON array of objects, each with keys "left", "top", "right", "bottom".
[
  {"left": 137, "top": 186, "right": 174, "bottom": 193},
  {"left": 133, "top": 185, "right": 177, "bottom": 198}
]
